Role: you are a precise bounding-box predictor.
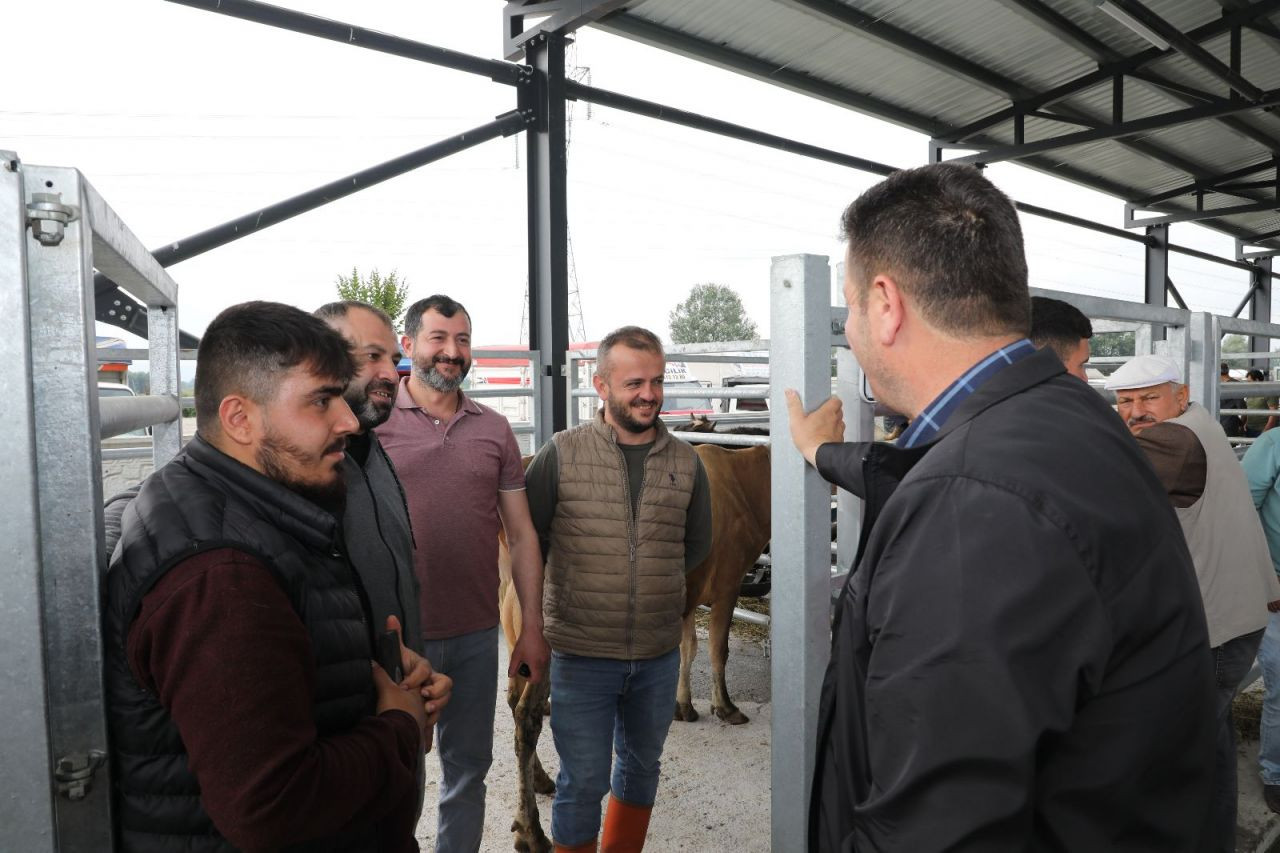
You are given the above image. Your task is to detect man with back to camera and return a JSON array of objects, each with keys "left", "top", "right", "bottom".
[
  {"left": 1106, "top": 353, "right": 1280, "bottom": 848},
  {"left": 523, "top": 325, "right": 713, "bottom": 852},
  {"left": 376, "top": 294, "right": 550, "bottom": 852},
  {"left": 105, "top": 301, "right": 450, "bottom": 852},
  {"left": 1029, "top": 294, "right": 1092, "bottom": 380},
  {"left": 786, "top": 163, "right": 1215, "bottom": 851}
]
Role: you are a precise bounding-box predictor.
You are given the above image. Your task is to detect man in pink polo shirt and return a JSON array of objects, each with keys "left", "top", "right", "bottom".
[{"left": 376, "top": 294, "right": 549, "bottom": 852}]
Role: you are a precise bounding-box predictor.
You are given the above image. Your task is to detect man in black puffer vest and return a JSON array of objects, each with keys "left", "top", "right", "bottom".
[{"left": 106, "top": 301, "right": 447, "bottom": 852}]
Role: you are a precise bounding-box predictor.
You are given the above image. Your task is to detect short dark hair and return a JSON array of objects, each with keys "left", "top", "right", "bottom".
[
  {"left": 1221, "top": 362, "right": 1231, "bottom": 374},
  {"left": 1030, "top": 296, "right": 1092, "bottom": 364},
  {"left": 195, "top": 301, "right": 355, "bottom": 437},
  {"left": 313, "top": 299, "right": 395, "bottom": 332},
  {"left": 1249, "top": 368, "right": 1266, "bottom": 382},
  {"left": 840, "top": 163, "right": 1030, "bottom": 338},
  {"left": 598, "top": 326, "right": 664, "bottom": 379},
  {"left": 404, "top": 294, "right": 471, "bottom": 340}
]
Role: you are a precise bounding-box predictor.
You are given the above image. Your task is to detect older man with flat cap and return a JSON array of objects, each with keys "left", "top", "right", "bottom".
[{"left": 1109, "top": 353, "right": 1280, "bottom": 849}]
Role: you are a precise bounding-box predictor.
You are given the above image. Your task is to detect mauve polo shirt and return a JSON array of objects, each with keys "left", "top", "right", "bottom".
[{"left": 375, "top": 377, "right": 526, "bottom": 640}]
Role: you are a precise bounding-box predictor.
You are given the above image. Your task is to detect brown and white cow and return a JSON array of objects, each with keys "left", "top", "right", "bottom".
[{"left": 675, "top": 441, "right": 771, "bottom": 724}]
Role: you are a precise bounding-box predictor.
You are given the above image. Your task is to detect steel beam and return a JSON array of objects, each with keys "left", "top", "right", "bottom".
[
  {"left": 950, "top": 89, "right": 1280, "bottom": 166},
  {"left": 942, "top": 0, "right": 1280, "bottom": 142},
  {"left": 1251, "top": 258, "right": 1276, "bottom": 362},
  {"left": 594, "top": 13, "right": 950, "bottom": 136},
  {"left": 165, "top": 0, "right": 526, "bottom": 84},
  {"left": 95, "top": 111, "right": 530, "bottom": 346},
  {"left": 525, "top": 33, "right": 571, "bottom": 444},
  {"left": 1127, "top": 198, "right": 1280, "bottom": 228},
  {"left": 772, "top": 0, "right": 1033, "bottom": 100},
  {"left": 1133, "top": 158, "right": 1278, "bottom": 207},
  {"left": 1104, "top": 0, "right": 1265, "bottom": 101},
  {"left": 564, "top": 81, "right": 896, "bottom": 176},
  {"left": 1146, "top": 224, "right": 1170, "bottom": 343},
  {"left": 503, "top": 0, "right": 631, "bottom": 60}
]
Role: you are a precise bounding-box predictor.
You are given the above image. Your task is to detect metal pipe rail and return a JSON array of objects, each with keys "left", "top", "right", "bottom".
[
  {"left": 668, "top": 431, "right": 771, "bottom": 447},
  {"left": 99, "top": 395, "right": 181, "bottom": 440}
]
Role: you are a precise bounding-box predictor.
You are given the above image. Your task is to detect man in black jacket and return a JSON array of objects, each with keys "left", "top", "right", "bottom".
[{"left": 786, "top": 163, "right": 1214, "bottom": 852}]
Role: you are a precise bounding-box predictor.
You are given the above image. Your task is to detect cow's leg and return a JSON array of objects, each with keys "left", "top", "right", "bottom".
[
  {"left": 674, "top": 610, "right": 700, "bottom": 722},
  {"left": 509, "top": 678, "right": 552, "bottom": 853},
  {"left": 710, "top": 596, "right": 749, "bottom": 724}
]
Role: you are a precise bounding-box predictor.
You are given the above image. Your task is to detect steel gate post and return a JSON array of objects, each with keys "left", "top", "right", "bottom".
[
  {"left": 769, "top": 253, "right": 834, "bottom": 850},
  {"left": 23, "top": 164, "right": 115, "bottom": 851},
  {"left": 1187, "top": 311, "right": 1221, "bottom": 417},
  {"left": 0, "top": 155, "right": 59, "bottom": 853}
]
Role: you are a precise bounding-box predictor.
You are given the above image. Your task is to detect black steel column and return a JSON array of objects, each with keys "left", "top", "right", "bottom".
[
  {"left": 525, "top": 31, "right": 570, "bottom": 444},
  {"left": 1251, "top": 256, "right": 1275, "bottom": 367},
  {"left": 1146, "top": 223, "right": 1170, "bottom": 341}
]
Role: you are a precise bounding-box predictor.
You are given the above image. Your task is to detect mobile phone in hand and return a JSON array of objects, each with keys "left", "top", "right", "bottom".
[{"left": 377, "top": 630, "right": 403, "bottom": 683}]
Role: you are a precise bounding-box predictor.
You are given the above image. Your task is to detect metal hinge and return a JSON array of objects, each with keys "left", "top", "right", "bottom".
[
  {"left": 54, "top": 750, "right": 107, "bottom": 801},
  {"left": 27, "top": 191, "right": 80, "bottom": 247}
]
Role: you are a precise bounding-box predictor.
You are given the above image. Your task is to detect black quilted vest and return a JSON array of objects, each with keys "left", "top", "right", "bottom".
[{"left": 104, "top": 435, "right": 377, "bottom": 852}]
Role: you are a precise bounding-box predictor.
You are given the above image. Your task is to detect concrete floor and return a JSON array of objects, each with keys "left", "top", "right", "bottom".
[{"left": 415, "top": 625, "right": 774, "bottom": 853}]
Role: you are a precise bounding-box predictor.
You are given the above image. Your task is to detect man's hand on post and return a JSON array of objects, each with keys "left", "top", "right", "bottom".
[
  {"left": 509, "top": 625, "right": 551, "bottom": 684},
  {"left": 786, "top": 389, "right": 845, "bottom": 467}
]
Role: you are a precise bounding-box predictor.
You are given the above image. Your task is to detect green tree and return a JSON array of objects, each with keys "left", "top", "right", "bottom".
[
  {"left": 668, "top": 283, "right": 759, "bottom": 344},
  {"left": 126, "top": 370, "right": 150, "bottom": 395},
  {"left": 335, "top": 267, "right": 410, "bottom": 332}
]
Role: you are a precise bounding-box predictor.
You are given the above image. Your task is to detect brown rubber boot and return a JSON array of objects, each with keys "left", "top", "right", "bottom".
[
  {"left": 600, "top": 795, "right": 653, "bottom": 852},
  {"left": 553, "top": 841, "right": 597, "bottom": 853}
]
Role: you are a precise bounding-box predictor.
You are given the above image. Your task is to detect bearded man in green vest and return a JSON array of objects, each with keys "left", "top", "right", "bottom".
[{"left": 525, "top": 325, "right": 713, "bottom": 852}]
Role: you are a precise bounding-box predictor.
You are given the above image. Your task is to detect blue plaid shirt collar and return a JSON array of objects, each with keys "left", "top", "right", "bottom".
[{"left": 898, "top": 338, "right": 1036, "bottom": 449}]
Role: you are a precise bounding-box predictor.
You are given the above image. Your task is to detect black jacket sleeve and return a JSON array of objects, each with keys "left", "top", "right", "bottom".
[
  {"left": 853, "top": 476, "right": 1111, "bottom": 851},
  {"left": 815, "top": 442, "right": 873, "bottom": 498}
]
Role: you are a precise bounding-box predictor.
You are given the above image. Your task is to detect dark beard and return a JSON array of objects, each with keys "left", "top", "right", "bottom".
[
  {"left": 413, "top": 354, "right": 469, "bottom": 393},
  {"left": 607, "top": 395, "right": 658, "bottom": 434},
  {"left": 346, "top": 377, "right": 396, "bottom": 431},
  {"left": 257, "top": 432, "right": 348, "bottom": 512}
]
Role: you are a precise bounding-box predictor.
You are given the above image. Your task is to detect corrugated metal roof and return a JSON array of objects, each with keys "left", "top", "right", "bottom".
[{"left": 596, "top": 0, "right": 1280, "bottom": 249}]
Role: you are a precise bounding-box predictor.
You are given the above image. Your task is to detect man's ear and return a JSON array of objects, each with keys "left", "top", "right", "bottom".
[
  {"left": 218, "top": 395, "right": 258, "bottom": 447},
  {"left": 871, "top": 274, "right": 907, "bottom": 347},
  {"left": 400, "top": 334, "right": 414, "bottom": 358},
  {"left": 1176, "top": 382, "right": 1190, "bottom": 411},
  {"left": 592, "top": 371, "right": 608, "bottom": 400}
]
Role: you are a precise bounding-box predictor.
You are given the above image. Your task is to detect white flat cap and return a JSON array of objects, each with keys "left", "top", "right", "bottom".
[{"left": 1103, "top": 354, "right": 1183, "bottom": 391}]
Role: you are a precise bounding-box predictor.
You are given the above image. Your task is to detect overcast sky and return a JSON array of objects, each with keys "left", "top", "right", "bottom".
[{"left": 4, "top": 0, "right": 1261, "bottom": 364}]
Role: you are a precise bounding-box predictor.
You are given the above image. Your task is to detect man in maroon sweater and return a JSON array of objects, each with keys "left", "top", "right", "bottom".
[{"left": 107, "top": 301, "right": 451, "bottom": 852}]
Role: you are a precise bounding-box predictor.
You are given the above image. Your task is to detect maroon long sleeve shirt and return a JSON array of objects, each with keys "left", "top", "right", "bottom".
[{"left": 126, "top": 547, "right": 421, "bottom": 852}]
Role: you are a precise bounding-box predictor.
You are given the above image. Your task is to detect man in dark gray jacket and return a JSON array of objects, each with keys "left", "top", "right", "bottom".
[
  {"left": 315, "top": 300, "right": 423, "bottom": 655},
  {"left": 787, "top": 163, "right": 1214, "bottom": 852}
]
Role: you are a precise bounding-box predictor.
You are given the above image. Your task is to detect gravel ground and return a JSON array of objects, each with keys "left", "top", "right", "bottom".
[{"left": 415, "top": 621, "right": 774, "bottom": 852}]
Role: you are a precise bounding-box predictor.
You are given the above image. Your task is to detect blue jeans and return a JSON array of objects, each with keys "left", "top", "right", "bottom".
[
  {"left": 422, "top": 625, "right": 499, "bottom": 853},
  {"left": 1212, "top": 628, "right": 1264, "bottom": 853},
  {"left": 1259, "top": 614, "right": 1280, "bottom": 786},
  {"left": 549, "top": 648, "right": 680, "bottom": 847}
]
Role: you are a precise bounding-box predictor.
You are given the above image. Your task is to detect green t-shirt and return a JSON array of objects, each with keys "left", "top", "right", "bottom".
[{"left": 1245, "top": 396, "right": 1278, "bottom": 432}]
